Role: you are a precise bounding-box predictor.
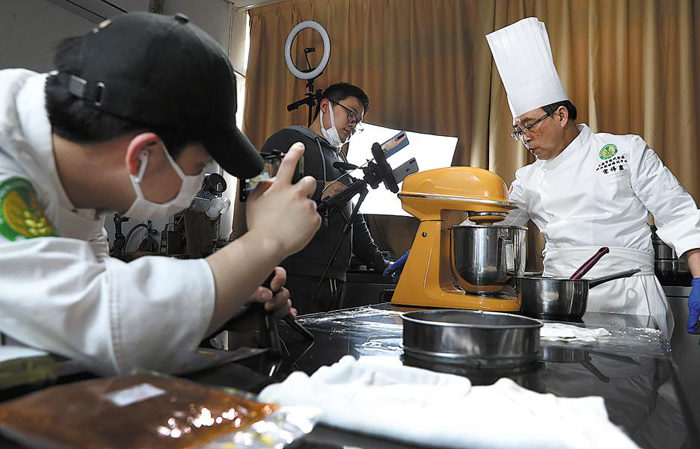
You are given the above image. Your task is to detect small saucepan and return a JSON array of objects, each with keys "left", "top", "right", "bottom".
[{"left": 517, "top": 268, "right": 641, "bottom": 320}]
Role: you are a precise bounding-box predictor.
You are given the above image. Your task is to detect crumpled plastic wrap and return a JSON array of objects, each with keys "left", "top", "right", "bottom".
[
  {"left": 541, "top": 323, "right": 612, "bottom": 342},
  {"left": 0, "top": 372, "right": 319, "bottom": 449}
]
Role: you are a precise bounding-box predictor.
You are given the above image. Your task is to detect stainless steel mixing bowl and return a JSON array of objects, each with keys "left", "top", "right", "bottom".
[
  {"left": 402, "top": 309, "right": 542, "bottom": 369},
  {"left": 449, "top": 224, "right": 527, "bottom": 295}
]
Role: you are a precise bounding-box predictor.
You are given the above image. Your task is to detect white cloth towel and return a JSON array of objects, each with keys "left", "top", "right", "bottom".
[
  {"left": 541, "top": 323, "right": 612, "bottom": 342},
  {"left": 260, "top": 356, "right": 639, "bottom": 449}
]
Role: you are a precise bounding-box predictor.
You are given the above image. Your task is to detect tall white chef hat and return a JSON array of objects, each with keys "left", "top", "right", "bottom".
[{"left": 486, "top": 17, "right": 568, "bottom": 118}]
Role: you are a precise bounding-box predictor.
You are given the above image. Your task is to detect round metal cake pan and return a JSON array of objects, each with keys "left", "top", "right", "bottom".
[{"left": 402, "top": 310, "right": 542, "bottom": 369}]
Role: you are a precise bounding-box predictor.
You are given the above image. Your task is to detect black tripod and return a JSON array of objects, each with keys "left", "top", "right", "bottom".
[
  {"left": 309, "top": 180, "right": 370, "bottom": 304},
  {"left": 309, "top": 142, "right": 399, "bottom": 303}
]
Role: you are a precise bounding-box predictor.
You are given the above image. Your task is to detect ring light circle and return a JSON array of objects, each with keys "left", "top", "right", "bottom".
[{"left": 284, "top": 21, "right": 331, "bottom": 80}]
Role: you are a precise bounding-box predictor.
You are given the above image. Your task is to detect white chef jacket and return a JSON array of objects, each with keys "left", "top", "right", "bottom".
[
  {"left": 0, "top": 69, "right": 216, "bottom": 375},
  {"left": 502, "top": 124, "right": 700, "bottom": 338}
]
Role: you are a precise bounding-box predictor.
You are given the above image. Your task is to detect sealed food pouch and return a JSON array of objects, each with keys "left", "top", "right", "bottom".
[{"left": 0, "top": 373, "right": 319, "bottom": 449}]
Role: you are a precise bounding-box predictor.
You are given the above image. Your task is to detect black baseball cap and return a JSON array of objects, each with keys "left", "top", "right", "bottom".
[{"left": 56, "top": 12, "right": 263, "bottom": 178}]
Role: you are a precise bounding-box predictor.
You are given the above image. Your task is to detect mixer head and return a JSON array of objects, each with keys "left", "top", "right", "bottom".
[{"left": 398, "top": 167, "right": 516, "bottom": 221}]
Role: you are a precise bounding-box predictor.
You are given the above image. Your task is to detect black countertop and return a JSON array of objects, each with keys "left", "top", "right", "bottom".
[
  {"left": 0, "top": 304, "right": 697, "bottom": 449},
  {"left": 213, "top": 303, "right": 698, "bottom": 449}
]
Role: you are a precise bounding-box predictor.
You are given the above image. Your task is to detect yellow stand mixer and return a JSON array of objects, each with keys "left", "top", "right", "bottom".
[{"left": 391, "top": 167, "right": 524, "bottom": 311}]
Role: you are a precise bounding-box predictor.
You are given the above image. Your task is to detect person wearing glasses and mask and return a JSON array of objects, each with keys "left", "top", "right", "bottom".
[
  {"left": 0, "top": 13, "right": 321, "bottom": 376},
  {"left": 487, "top": 18, "right": 700, "bottom": 339},
  {"left": 249, "top": 83, "right": 389, "bottom": 314}
]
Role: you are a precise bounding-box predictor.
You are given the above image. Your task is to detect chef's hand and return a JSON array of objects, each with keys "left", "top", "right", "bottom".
[
  {"left": 382, "top": 250, "right": 410, "bottom": 283},
  {"left": 687, "top": 278, "right": 700, "bottom": 337},
  {"left": 246, "top": 143, "right": 321, "bottom": 257},
  {"left": 249, "top": 267, "right": 297, "bottom": 319}
]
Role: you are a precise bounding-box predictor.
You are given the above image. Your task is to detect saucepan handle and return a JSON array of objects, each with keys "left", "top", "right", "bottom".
[
  {"left": 570, "top": 247, "right": 610, "bottom": 280},
  {"left": 589, "top": 268, "right": 641, "bottom": 288}
]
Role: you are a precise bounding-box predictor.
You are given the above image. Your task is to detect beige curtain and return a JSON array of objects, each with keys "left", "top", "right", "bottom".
[{"left": 243, "top": 0, "right": 700, "bottom": 264}]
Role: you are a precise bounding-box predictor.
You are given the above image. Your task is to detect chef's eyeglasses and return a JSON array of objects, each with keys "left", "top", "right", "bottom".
[
  {"left": 510, "top": 111, "right": 552, "bottom": 141},
  {"left": 329, "top": 100, "right": 364, "bottom": 134}
]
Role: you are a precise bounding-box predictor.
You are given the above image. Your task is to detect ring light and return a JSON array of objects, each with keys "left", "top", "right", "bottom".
[{"left": 284, "top": 21, "right": 331, "bottom": 80}]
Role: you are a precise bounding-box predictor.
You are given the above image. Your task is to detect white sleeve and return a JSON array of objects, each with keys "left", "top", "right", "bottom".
[
  {"left": 0, "top": 236, "right": 216, "bottom": 376},
  {"left": 627, "top": 136, "right": 700, "bottom": 256},
  {"left": 501, "top": 174, "right": 531, "bottom": 227}
]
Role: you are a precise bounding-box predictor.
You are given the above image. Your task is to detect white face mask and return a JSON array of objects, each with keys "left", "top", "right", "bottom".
[
  {"left": 124, "top": 144, "right": 204, "bottom": 220},
  {"left": 320, "top": 104, "right": 348, "bottom": 149}
]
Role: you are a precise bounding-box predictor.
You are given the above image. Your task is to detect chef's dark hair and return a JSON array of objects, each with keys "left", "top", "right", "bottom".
[
  {"left": 45, "top": 37, "right": 193, "bottom": 158},
  {"left": 318, "top": 82, "right": 370, "bottom": 117},
  {"left": 543, "top": 100, "right": 577, "bottom": 121}
]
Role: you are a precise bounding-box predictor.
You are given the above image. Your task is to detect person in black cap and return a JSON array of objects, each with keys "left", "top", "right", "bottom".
[{"left": 0, "top": 12, "right": 320, "bottom": 375}]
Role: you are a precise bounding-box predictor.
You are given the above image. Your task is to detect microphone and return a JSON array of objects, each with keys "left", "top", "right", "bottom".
[{"left": 333, "top": 161, "right": 358, "bottom": 171}]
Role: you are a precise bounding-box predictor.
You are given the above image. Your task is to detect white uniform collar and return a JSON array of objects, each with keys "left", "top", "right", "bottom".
[
  {"left": 16, "top": 73, "right": 100, "bottom": 220},
  {"left": 539, "top": 124, "right": 592, "bottom": 171}
]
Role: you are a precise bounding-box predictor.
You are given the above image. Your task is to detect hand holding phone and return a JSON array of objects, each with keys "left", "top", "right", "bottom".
[
  {"left": 321, "top": 180, "right": 348, "bottom": 200},
  {"left": 243, "top": 143, "right": 320, "bottom": 257},
  {"left": 240, "top": 150, "right": 305, "bottom": 202}
]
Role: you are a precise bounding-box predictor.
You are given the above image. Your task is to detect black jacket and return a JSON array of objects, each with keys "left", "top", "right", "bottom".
[{"left": 261, "top": 126, "right": 387, "bottom": 281}]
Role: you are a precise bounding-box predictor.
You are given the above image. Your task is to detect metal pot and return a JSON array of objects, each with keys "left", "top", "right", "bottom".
[
  {"left": 402, "top": 309, "right": 542, "bottom": 369},
  {"left": 651, "top": 226, "right": 691, "bottom": 285},
  {"left": 651, "top": 225, "right": 678, "bottom": 259},
  {"left": 517, "top": 269, "right": 641, "bottom": 320},
  {"left": 653, "top": 241, "right": 677, "bottom": 260},
  {"left": 449, "top": 224, "right": 527, "bottom": 296},
  {"left": 655, "top": 259, "right": 692, "bottom": 286}
]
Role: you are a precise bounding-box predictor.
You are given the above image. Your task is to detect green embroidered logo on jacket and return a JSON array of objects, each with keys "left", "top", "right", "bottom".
[
  {"left": 599, "top": 144, "right": 618, "bottom": 160},
  {"left": 0, "top": 177, "right": 58, "bottom": 241}
]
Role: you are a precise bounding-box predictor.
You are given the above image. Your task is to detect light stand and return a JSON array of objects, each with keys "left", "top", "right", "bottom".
[
  {"left": 284, "top": 20, "right": 331, "bottom": 127},
  {"left": 286, "top": 77, "right": 322, "bottom": 128}
]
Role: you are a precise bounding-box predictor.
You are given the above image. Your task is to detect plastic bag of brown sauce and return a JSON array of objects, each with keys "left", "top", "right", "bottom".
[{"left": 0, "top": 373, "right": 314, "bottom": 448}]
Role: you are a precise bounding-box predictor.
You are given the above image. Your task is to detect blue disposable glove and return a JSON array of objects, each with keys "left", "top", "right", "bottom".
[
  {"left": 382, "top": 250, "right": 410, "bottom": 283},
  {"left": 687, "top": 278, "right": 700, "bottom": 336}
]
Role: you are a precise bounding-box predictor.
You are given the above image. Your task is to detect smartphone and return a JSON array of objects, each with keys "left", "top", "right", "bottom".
[
  {"left": 239, "top": 150, "right": 304, "bottom": 202},
  {"left": 380, "top": 131, "right": 409, "bottom": 159},
  {"left": 392, "top": 157, "right": 419, "bottom": 184}
]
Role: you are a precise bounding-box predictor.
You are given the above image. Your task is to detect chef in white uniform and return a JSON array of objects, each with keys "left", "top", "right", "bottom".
[
  {"left": 486, "top": 18, "right": 700, "bottom": 339},
  {"left": 0, "top": 13, "right": 320, "bottom": 375}
]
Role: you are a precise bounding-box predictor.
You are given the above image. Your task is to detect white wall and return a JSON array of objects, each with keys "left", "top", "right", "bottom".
[
  {"left": 0, "top": 0, "right": 94, "bottom": 71},
  {"left": 163, "top": 0, "right": 232, "bottom": 53}
]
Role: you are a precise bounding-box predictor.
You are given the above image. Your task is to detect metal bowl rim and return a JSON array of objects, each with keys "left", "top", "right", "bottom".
[
  {"left": 448, "top": 224, "right": 529, "bottom": 231},
  {"left": 402, "top": 310, "right": 543, "bottom": 329}
]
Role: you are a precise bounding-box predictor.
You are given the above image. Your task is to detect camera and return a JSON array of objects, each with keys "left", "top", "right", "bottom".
[{"left": 239, "top": 150, "right": 305, "bottom": 202}]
